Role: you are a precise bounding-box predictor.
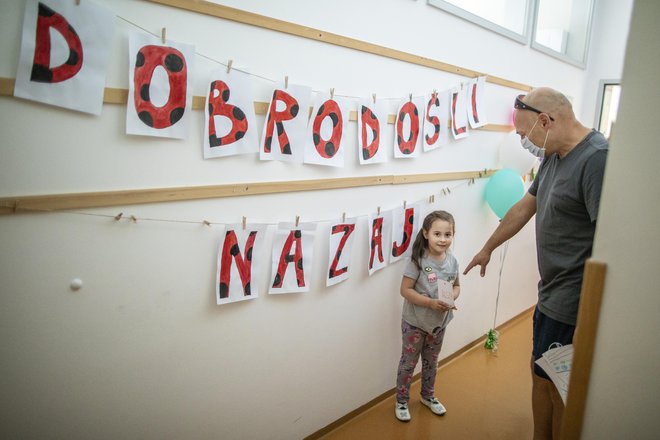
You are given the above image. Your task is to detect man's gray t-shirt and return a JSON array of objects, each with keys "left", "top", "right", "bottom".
[
  {"left": 529, "top": 129, "right": 608, "bottom": 325},
  {"left": 402, "top": 253, "right": 459, "bottom": 334}
]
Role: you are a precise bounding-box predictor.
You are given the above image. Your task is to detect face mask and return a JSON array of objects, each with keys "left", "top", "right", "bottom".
[{"left": 520, "top": 118, "right": 548, "bottom": 158}]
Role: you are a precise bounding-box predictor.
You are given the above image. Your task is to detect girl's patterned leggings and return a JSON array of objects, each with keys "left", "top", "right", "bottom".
[{"left": 395, "top": 319, "right": 446, "bottom": 404}]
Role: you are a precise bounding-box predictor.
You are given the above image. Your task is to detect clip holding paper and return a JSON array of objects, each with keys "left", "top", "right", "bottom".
[
  {"left": 242, "top": 216, "right": 247, "bottom": 230},
  {"left": 114, "top": 212, "right": 123, "bottom": 221},
  {"left": 429, "top": 195, "right": 435, "bottom": 204},
  {"left": 377, "top": 206, "right": 381, "bottom": 216},
  {"left": 342, "top": 212, "right": 346, "bottom": 222},
  {"left": 161, "top": 28, "right": 166, "bottom": 44},
  {"left": 226, "top": 59, "right": 233, "bottom": 74},
  {"left": 330, "top": 88, "right": 335, "bottom": 99},
  {"left": 284, "top": 76, "right": 289, "bottom": 89},
  {"left": 130, "top": 215, "right": 138, "bottom": 223},
  {"left": 202, "top": 220, "right": 211, "bottom": 227},
  {"left": 403, "top": 200, "right": 407, "bottom": 209},
  {"left": 295, "top": 215, "right": 300, "bottom": 227},
  {"left": 372, "top": 93, "right": 376, "bottom": 104},
  {"left": 409, "top": 93, "right": 412, "bottom": 102}
]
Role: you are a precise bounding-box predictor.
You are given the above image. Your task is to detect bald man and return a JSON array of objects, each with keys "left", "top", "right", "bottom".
[{"left": 463, "top": 88, "right": 608, "bottom": 439}]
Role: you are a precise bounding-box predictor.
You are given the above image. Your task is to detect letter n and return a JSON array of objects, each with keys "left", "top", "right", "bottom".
[{"left": 219, "top": 230, "right": 257, "bottom": 299}]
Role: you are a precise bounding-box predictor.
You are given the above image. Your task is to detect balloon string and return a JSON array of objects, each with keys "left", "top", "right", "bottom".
[{"left": 493, "top": 240, "right": 509, "bottom": 329}]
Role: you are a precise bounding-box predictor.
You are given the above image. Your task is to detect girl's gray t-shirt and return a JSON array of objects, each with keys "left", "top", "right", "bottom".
[{"left": 401, "top": 253, "right": 459, "bottom": 334}]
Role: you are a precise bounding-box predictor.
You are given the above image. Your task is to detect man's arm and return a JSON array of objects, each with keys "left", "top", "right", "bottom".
[{"left": 463, "top": 192, "right": 537, "bottom": 277}]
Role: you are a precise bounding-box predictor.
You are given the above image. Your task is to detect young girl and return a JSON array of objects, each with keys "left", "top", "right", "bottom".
[{"left": 395, "top": 210, "right": 460, "bottom": 422}]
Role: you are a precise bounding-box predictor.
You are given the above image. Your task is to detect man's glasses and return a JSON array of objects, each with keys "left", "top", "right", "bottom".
[{"left": 514, "top": 95, "right": 555, "bottom": 121}]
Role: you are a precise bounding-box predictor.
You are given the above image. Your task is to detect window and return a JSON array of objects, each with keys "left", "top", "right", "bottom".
[
  {"left": 428, "top": 0, "right": 533, "bottom": 44},
  {"left": 595, "top": 80, "right": 621, "bottom": 139},
  {"left": 428, "top": 0, "right": 595, "bottom": 68},
  {"left": 532, "top": 0, "right": 595, "bottom": 67}
]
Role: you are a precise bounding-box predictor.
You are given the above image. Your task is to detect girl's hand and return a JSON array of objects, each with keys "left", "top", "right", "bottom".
[{"left": 428, "top": 299, "right": 457, "bottom": 311}]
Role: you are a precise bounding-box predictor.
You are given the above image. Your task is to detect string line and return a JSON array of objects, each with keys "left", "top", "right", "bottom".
[{"left": 115, "top": 15, "right": 466, "bottom": 100}]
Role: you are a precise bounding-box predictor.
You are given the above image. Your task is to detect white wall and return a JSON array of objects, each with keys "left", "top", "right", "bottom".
[
  {"left": 578, "top": 0, "right": 633, "bottom": 127},
  {"left": 0, "top": 1, "right": 628, "bottom": 438},
  {"left": 582, "top": 1, "right": 660, "bottom": 438}
]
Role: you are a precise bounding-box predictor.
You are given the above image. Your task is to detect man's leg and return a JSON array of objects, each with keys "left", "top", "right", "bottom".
[
  {"left": 531, "top": 357, "right": 554, "bottom": 440},
  {"left": 531, "top": 307, "right": 575, "bottom": 440}
]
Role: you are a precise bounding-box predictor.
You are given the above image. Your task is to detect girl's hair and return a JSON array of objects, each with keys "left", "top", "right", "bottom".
[{"left": 410, "top": 210, "right": 455, "bottom": 270}]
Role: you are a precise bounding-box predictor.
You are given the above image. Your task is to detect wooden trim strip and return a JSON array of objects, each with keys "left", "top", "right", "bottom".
[
  {"left": 0, "top": 169, "right": 496, "bottom": 214},
  {"left": 304, "top": 306, "right": 535, "bottom": 439},
  {"left": 561, "top": 260, "right": 607, "bottom": 440},
  {"left": 1, "top": 77, "right": 514, "bottom": 132},
  {"left": 145, "top": 0, "right": 533, "bottom": 92}
]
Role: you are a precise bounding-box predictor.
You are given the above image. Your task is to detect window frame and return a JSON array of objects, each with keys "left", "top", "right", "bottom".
[
  {"left": 427, "top": 0, "right": 534, "bottom": 45},
  {"left": 530, "top": 0, "right": 596, "bottom": 68},
  {"left": 594, "top": 79, "right": 621, "bottom": 138}
]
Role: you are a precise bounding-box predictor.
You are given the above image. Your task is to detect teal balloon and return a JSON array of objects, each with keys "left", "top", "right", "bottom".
[{"left": 485, "top": 169, "right": 525, "bottom": 219}]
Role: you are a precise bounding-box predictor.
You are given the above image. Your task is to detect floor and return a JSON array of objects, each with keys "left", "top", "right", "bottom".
[{"left": 317, "top": 310, "right": 534, "bottom": 440}]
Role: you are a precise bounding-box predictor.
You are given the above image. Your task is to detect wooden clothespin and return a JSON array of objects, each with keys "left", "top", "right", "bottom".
[
  {"left": 330, "top": 88, "right": 335, "bottom": 99},
  {"left": 284, "top": 76, "right": 289, "bottom": 89},
  {"left": 372, "top": 93, "right": 377, "bottom": 104},
  {"left": 161, "top": 28, "right": 166, "bottom": 44},
  {"left": 295, "top": 215, "right": 300, "bottom": 227},
  {"left": 377, "top": 206, "right": 381, "bottom": 216},
  {"left": 403, "top": 200, "right": 407, "bottom": 209},
  {"left": 342, "top": 212, "right": 346, "bottom": 222},
  {"left": 242, "top": 216, "right": 247, "bottom": 230},
  {"left": 226, "top": 59, "right": 233, "bottom": 74}
]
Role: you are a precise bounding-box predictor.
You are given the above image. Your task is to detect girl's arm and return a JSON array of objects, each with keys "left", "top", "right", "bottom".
[{"left": 400, "top": 276, "right": 431, "bottom": 307}]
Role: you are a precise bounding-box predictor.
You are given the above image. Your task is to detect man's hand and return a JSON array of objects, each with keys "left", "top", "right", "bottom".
[{"left": 463, "top": 249, "right": 492, "bottom": 277}]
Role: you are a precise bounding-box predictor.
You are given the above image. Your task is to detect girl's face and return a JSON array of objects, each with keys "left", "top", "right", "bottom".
[{"left": 423, "top": 219, "right": 454, "bottom": 258}]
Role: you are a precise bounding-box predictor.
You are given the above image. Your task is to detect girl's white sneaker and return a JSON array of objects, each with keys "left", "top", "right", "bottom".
[
  {"left": 421, "top": 396, "right": 447, "bottom": 415},
  {"left": 395, "top": 402, "right": 411, "bottom": 422}
]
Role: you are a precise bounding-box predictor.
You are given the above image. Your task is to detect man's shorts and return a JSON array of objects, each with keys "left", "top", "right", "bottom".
[{"left": 532, "top": 306, "right": 575, "bottom": 379}]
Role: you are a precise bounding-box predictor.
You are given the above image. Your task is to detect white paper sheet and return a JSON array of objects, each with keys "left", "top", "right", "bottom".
[
  {"left": 14, "top": 0, "right": 114, "bottom": 115},
  {"left": 260, "top": 83, "right": 312, "bottom": 163},
  {"left": 216, "top": 223, "right": 267, "bottom": 305},
  {"left": 204, "top": 67, "right": 258, "bottom": 159},
  {"left": 126, "top": 31, "right": 195, "bottom": 139},
  {"left": 304, "top": 92, "right": 349, "bottom": 167}
]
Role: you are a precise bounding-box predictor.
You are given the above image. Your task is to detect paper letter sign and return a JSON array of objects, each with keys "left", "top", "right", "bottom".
[
  {"left": 327, "top": 219, "right": 357, "bottom": 287},
  {"left": 304, "top": 93, "right": 348, "bottom": 167},
  {"left": 260, "top": 83, "right": 311, "bottom": 163},
  {"left": 269, "top": 222, "right": 316, "bottom": 294},
  {"left": 394, "top": 96, "right": 424, "bottom": 158},
  {"left": 204, "top": 67, "right": 258, "bottom": 159},
  {"left": 467, "top": 76, "right": 488, "bottom": 128},
  {"left": 368, "top": 210, "right": 392, "bottom": 275},
  {"left": 15, "top": 0, "right": 114, "bottom": 115},
  {"left": 423, "top": 90, "right": 449, "bottom": 152},
  {"left": 127, "top": 31, "right": 194, "bottom": 139},
  {"left": 216, "top": 223, "right": 266, "bottom": 305},
  {"left": 391, "top": 204, "right": 419, "bottom": 263},
  {"left": 450, "top": 85, "right": 469, "bottom": 140},
  {"left": 358, "top": 97, "right": 388, "bottom": 165}
]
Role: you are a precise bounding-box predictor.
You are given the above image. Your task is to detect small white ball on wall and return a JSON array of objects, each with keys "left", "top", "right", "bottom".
[{"left": 70, "top": 278, "right": 83, "bottom": 291}]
